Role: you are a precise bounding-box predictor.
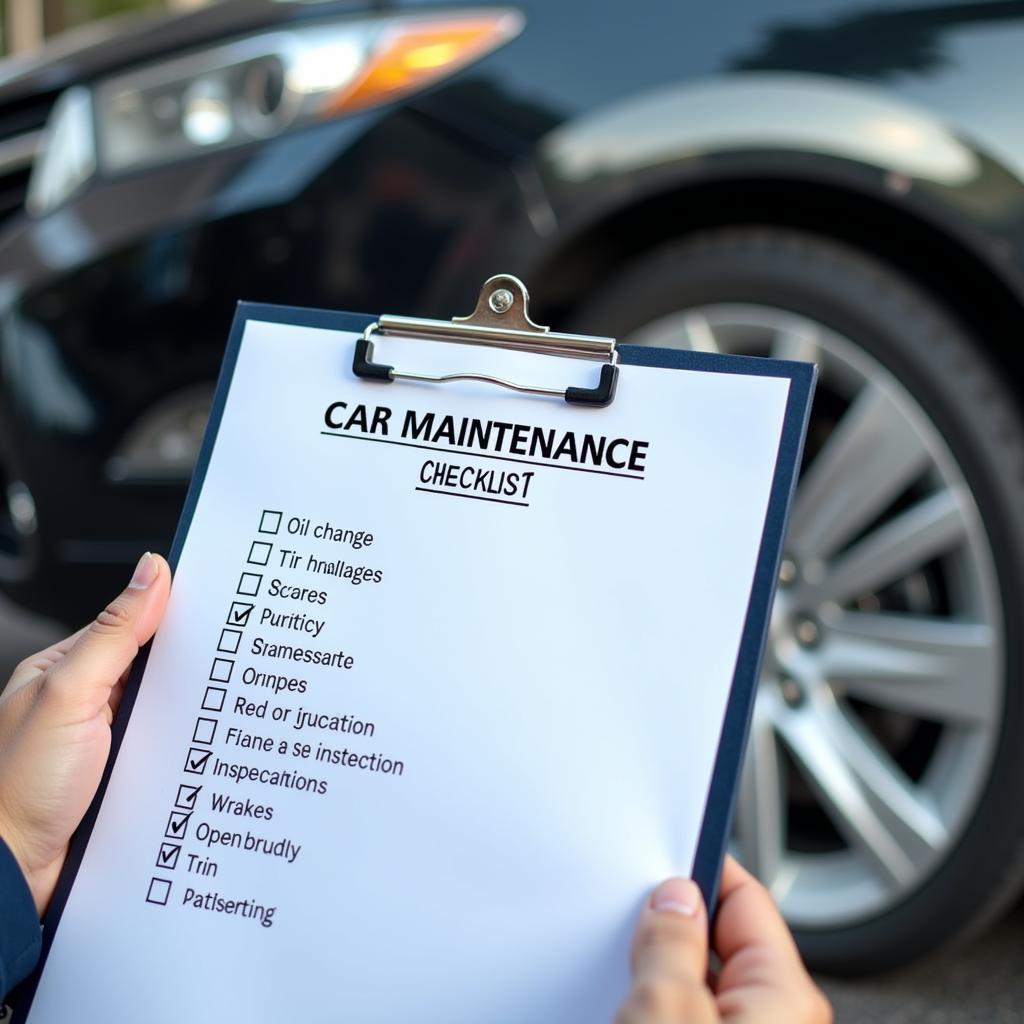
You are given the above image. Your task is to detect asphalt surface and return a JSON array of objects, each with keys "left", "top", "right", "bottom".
[
  {"left": 1, "top": 594, "right": 1021, "bottom": 1021},
  {"left": 820, "top": 905, "right": 1024, "bottom": 1022}
]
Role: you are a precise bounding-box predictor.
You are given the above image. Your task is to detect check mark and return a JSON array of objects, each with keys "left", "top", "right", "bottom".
[
  {"left": 228, "top": 601, "right": 254, "bottom": 627},
  {"left": 175, "top": 784, "right": 201, "bottom": 810},
  {"left": 184, "top": 747, "right": 212, "bottom": 775},
  {"left": 157, "top": 842, "right": 181, "bottom": 870},
  {"left": 166, "top": 810, "right": 192, "bottom": 840}
]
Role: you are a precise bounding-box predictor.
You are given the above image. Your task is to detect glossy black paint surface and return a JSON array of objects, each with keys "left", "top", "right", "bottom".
[{"left": 2, "top": 0, "right": 1024, "bottom": 620}]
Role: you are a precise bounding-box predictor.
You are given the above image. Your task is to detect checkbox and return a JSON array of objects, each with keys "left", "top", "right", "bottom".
[
  {"left": 248, "top": 541, "right": 272, "bottom": 566},
  {"left": 202, "top": 686, "right": 227, "bottom": 713},
  {"left": 193, "top": 717, "right": 218, "bottom": 745},
  {"left": 210, "top": 658, "right": 234, "bottom": 683},
  {"left": 146, "top": 877, "right": 172, "bottom": 906},
  {"left": 259, "top": 510, "right": 282, "bottom": 535},
  {"left": 156, "top": 842, "right": 181, "bottom": 870},
  {"left": 218, "top": 627, "right": 242, "bottom": 654},
  {"left": 184, "top": 747, "right": 212, "bottom": 775},
  {"left": 165, "top": 810, "right": 192, "bottom": 841},
  {"left": 227, "top": 602, "right": 253, "bottom": 628},
  {"left": 175, "top": 784, "right": 201, "bottom": 811},
  {"left": 237, "top": 572, "right": 263, "bottom": 597}
]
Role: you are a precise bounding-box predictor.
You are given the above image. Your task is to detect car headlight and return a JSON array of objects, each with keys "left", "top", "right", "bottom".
[
  {"left": 26, "top": 86, "right": 96, "bottom": 215},
  {"left": 28, "top": 8, "right": 523, "bottom": 215}
]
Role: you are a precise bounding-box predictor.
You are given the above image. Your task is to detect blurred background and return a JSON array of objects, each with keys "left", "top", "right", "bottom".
[
  {"left": 0, "top": 0, "right": 202, "bottom": 55},
  {"left": 0, "top": 1, "right": 1022, "bottom": 1019}
]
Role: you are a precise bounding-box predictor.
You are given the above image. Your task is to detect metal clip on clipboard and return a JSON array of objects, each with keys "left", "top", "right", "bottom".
[{"left": 352, "top": 274, "right": 619, "bottom": 406}]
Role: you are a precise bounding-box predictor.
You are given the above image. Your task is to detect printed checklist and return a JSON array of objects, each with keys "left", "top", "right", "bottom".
[{"left": 145, "top": 512, "right": 275, "bottom": 909}]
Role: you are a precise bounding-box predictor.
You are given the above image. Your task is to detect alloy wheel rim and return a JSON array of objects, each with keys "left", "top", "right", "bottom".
[{"left": 626, "top": 304, "right": 1004, "bottom": 928}]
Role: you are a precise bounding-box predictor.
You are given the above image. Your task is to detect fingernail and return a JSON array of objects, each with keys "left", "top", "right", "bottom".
[
  {"left": 129, "top": 552, "right": 159, "bottom": 590},
  {"left": 651, "top": 878, "right": 702, "bottom": 916}
]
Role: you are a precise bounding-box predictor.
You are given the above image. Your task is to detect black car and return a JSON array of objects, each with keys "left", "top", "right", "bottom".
[{"left": 1, "top": 0, "right": 1023, "bottom": 976}]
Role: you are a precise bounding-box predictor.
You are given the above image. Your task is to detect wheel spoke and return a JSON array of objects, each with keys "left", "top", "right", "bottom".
[
  {"left": 788, "top": 383, "right": 931, "bottom": 563},
  {"left": 634, "top": 302, "right": 1005, "bottom": 923},
  {"left": 774, "top": 690, "right": 948, "bottom": 889},
  {"left": 803, "top": 489, "right": 966, "bottom": 608},
  {"left": 818, "top": 610, "right": 996, "bottom": 725},
  {"left": 734, "top": 690, "right": 786, "bottom": 889},
  {"left": 681, "top": 311, "right": 720, "bottom": 353},
  {"left": 770, "top": 321, "right": 819, "bottom": 363}
]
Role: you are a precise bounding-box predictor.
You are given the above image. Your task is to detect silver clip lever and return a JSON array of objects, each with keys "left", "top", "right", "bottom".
[{"left": 352, "top": 274, "right": 619, "bottom": 406}]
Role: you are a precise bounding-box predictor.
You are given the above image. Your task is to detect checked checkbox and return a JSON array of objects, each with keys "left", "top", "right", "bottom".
[
  {"left": 248, "top": 541, "right": 272, "bottom": 566},
  {"left": 174, "top": 784, "right": 201, "bottom": 811},
  {"left": 202, "top": 686, "right": 227, "bottom": 713},
  {"left": 217, "top": 627, "right": 242, "bottom": 654},
  {"left": 237, "top": 572, "right": 263, "bottom": 597},
  {"left": 227, "top": 602, "right": 253, "bottom": 628},
  {"left": 259, "top": 510, "right": 282, "bottom": 535},
  {"left": 146, "top": 878, "right": 172, "bottom": 906},
  {"left": 193, "top": 717, "right": 218, "bottom": 745},
  {"left": 210, "top": 658, "right": 234, "bottom": 683},
  {"left": 156, "top": 842, "right": 181, "bottom": 871},
  {"left": 184, "top": 747, "right": 212, "bottom": 775},
  {"left": 165, "top": 810, "right": 192, "bottom": 841}
]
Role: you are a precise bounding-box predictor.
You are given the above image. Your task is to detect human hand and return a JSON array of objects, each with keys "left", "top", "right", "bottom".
[
  {"left": 616, "top": 855, "right": 831, "bottom": 1023},
  {"left": 0, "top": 553, "right": 171, "bottom": 915}
]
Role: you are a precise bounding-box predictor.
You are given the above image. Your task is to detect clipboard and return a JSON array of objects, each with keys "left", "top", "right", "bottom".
[{"left": 13, "top": 275, "right": 815, "bottom": 1024}]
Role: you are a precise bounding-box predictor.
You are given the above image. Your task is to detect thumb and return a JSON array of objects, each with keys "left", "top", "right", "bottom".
[
  {"left": 617, "top": 879, "right": 717, "bottom": 1023},
  {"left": 632, "top": 878, "right": 710, "bottom": 986},
  {"left": 44, "top": 552, "right": 171, "bottom": 721}
]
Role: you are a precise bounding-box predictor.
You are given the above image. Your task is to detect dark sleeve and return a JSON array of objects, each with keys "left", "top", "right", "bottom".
[{"left": 0, "top": 835, "right": 41, "bottom": 1000}]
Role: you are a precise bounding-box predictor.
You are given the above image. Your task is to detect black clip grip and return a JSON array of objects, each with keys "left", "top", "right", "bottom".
[
  {"left": 565, "top": 363, "right": 618, "bottom": 407},
  {"left": 352, "top": 337, "right": 393, "bottom": 382}
]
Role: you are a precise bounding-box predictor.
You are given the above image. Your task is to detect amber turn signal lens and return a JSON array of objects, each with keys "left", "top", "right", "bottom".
[{"left": 325, "top": 12, "right": 523, "bottom": 116}]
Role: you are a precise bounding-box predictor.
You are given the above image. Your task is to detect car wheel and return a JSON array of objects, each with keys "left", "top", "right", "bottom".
[{"left": 564, "top": 227, "right": 1024, "bottom": 974}]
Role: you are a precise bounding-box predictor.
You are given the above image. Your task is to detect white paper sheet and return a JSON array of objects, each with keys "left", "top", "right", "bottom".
[{"left": 25, "top": 318, "right": 791, "bottom": 1023}]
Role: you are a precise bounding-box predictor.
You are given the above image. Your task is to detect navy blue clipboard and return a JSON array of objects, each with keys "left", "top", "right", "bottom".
[{"left": 12, "top": 295, "right": 815, "bottom": 1017}]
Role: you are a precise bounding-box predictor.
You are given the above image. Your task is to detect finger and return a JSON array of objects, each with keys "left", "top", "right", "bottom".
[
  {"left": 615, "top": 976, "right": 717, "bottom": 1024},
  {"left": 631, "top": 878, "right": 711, "bottom": 987},
  {"left": 712, "top": 858, "right": 831, "bottom": 1022},
  {"left": 107, "top": 669, "right": 130, "bottom": 720},
  {"left": 101, "top": 652, "right": 145, "bottom": 724},
  {"left": 618, "top": 878, "right": 716, "bottom": 1023},
  {"left": 713, "top": 856, "right": 804, "bottom": 968},
  {"left": 42, "top": 553, "right": 171, "bottom": 720}
]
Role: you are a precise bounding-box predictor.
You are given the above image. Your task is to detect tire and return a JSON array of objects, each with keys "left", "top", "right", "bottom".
[{"left": 564, "top": 227, "right": 1024, "bottom": 974}]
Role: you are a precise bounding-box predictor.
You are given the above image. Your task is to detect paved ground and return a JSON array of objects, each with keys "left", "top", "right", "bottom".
[
  {"left": 1, "top": 595, "right": 1021, "bottom": 1020},
  {"left": 819, "top": 904, "right": 1024, "bottom": 1022}
]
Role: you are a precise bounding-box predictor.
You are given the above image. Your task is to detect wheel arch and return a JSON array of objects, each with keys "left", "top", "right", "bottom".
[
  {"left": 528, "top": 174, "right": 1024, "bottom": 402},
  {"left": 499, "top": 73, "right": 1024, "bottom": 398}
]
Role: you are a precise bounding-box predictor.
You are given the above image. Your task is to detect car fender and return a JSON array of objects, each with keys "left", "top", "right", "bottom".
[{"left": 436, "top": 72, "right": 1024, "bottom": 316}]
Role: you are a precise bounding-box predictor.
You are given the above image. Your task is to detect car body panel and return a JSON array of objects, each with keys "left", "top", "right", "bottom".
[{"left": 2, "top": 0, "right": 1024, "bottom": 619}]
